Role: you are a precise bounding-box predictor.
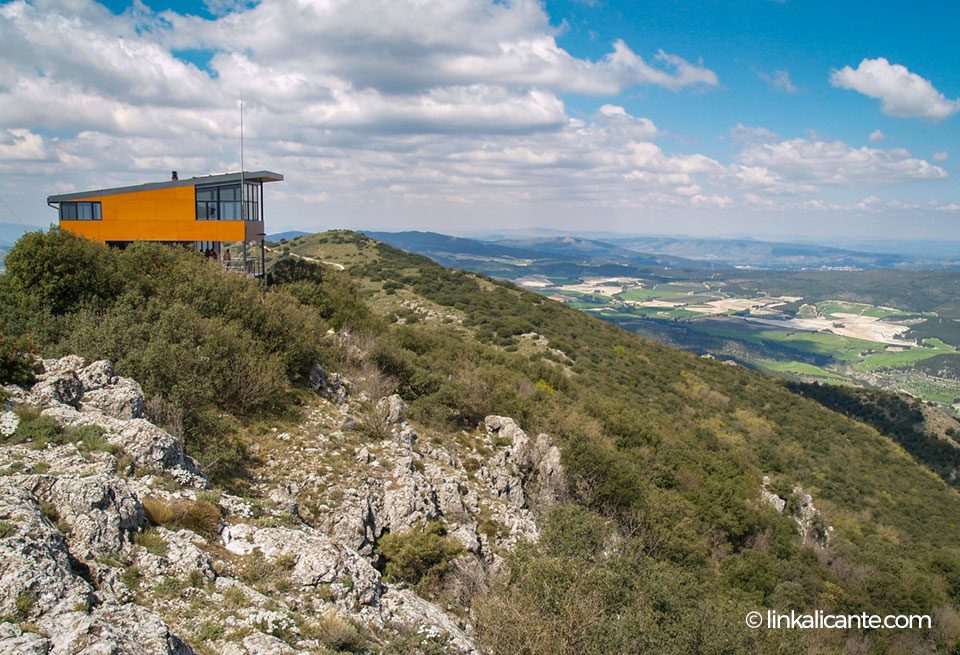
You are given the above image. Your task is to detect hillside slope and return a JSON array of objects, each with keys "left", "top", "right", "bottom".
[{"left": 2, "top": 228, "right": 960, "bottom": 653}]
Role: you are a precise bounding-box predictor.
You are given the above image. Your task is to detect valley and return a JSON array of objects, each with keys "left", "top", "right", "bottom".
[{"left": 355, "top": 231, "right": 960, "bottom": 413}]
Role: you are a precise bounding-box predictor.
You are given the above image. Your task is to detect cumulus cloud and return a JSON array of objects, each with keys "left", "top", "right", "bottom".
[
  {"left": 933, "top": 151, "right": 949, "bottom": 162},
  {"left": 736, "top": 137, "right": 947, "bottom": 185},
  {"left": 869, "top": 129, "right": 885, "bottom": 142},
  {"left": 0, "top": 129, "right": 50, "bottom": 161},
  {"left": 830, "top": 58, "right": 960, "bottom": 120},
  {"left": 0, "top": 0, "right": 953, "bottom": 226}
]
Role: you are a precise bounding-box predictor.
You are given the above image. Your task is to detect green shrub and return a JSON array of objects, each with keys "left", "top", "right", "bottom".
[
  {"left": 9, "top": 416, "right": 62, "bottom": 445},
  {"left": 376, "top": 521, "right": 464, "bottom": 586},
  {"left": 3, "top": 228, "right": 119, "bottom": 314},
  {"left": 0, "top": 329, "right": 35, "bottom": 388},
  {"left": 14, "top": 589, "right": 35, "bottom": 617}
]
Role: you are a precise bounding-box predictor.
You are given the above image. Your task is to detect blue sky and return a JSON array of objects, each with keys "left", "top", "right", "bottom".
[{"left": 1, "top": 0, "right": 958, "bottom": 241}]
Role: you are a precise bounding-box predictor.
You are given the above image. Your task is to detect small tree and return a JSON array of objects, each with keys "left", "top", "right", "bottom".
[{"left": 4, "top": 227, "right": 119, "bottom": 314}]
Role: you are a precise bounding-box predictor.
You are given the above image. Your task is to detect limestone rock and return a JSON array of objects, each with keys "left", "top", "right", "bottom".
[
  {"left": 308, "top": 363, "right": 346, "bottom": 404},
  {"left": 223, "top": 524, "right": 383, "bottom": 608},
  {"left": 82, "top": 377, "right": 145, "bottom": 419},
  {"left": 77, "top": 359, "right": 118, "bottom": 391},
  {"left": 37, "top": 604, "right": 195, "bottom": 655},
  {"left": 146, "top": 527, "right": 217, "bottom": 581},
  {"left": 29, "top": 370, "right": 83, "bottom": 407},
  {"left": 22, "top": 472, "right": 145, "bottom": 559},
  {"left": 376, "top": 394, "right": 405, "bottom": 424},
  {"left": 241, "top": 631, "right": 296, "bottom": 655},
  {"left": 40, "top": 405, "right": 207, "bottom": 488},
  {"left": 380, "top": 588, "right": 479, "bottom": 654},
  {"left": 0, "top": 412, "right": 18, "bottom": 437},
  {"left": 0, "top": 622, "right": 49, "bottom": 655},
  {"left": 40, "top": 355, "right": 85, "bottom": 377},
  {"left": 0, "top": 482, "right": 93, "bottom": 618}
]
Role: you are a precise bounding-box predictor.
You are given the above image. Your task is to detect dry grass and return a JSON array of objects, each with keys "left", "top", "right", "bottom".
[{"left": 142, "top": 496, "right": 221, "bottom": 537}]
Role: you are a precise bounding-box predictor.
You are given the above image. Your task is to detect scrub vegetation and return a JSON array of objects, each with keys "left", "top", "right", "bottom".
[{"left": 3, "top": 228, "right": 960, "bottom": 653}]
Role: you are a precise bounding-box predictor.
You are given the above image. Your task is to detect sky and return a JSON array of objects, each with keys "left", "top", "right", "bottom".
[{"left": 0, "top": 0, "right": 959, "bottom": 241}]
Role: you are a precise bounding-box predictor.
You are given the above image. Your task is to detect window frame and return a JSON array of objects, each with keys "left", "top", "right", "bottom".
[
  {"left": 59, "top": 201, "right": 101, "bottom": 221},
  {"left": 195, "top": 182, "right": 260, "bottom": 221}
]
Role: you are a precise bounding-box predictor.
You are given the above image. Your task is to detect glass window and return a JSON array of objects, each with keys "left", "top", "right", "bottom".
[
  {"left": 195, "top": 183, "right": 261, "bottom": 220},
  {"left": 196, "top": 187, "right": 216, "bottom": 201},
  {"left": 221, "top": 201, "right": 240, "bottom": 220},
  {"left": 59, "top": 201, "right": 101, "bottom": 220},
  {"left": 220, "top": 185, "right": 240, "bottom": 201}
]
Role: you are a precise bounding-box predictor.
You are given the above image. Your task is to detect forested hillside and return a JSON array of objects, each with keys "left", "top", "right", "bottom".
[{"left": 3, "top": 228, "right": 960, "bottom": 653}]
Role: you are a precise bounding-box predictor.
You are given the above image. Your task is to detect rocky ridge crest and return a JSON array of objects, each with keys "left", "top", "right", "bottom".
[{"left": 0, "top": 356, "right": 566, "bottom": 654}]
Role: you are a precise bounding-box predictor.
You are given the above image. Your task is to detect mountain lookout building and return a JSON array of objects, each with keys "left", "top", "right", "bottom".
[{"left": 47, "top": 171, "right": 283, "bottom": 276}]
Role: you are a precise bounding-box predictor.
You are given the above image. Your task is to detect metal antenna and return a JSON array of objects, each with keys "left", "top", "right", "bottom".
[{"left": 240, "top": 92, "right": 245, "bottom": 219}]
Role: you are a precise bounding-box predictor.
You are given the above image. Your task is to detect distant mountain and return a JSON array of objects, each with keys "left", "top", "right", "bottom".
[
  {"left": 266, "top": 230, "right": 312, "bottom": 241},
  {"left": 605, "top": 235, "right": 960, "bottom": 270},
  {"left": 363, "top": 230, "right": 723, "bottom": 273},
  {"left": 491, "top": 235, "right": 723, "bottom": 269}
]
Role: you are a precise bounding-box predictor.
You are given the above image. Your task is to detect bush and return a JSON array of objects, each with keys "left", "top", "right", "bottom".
[
  {"left": 0, "top": 329, "right": 35, "bottom": 388},
  {"left": 376, "top": 521, "right": 464, "bottom": 586},
  {"left": 8, "top": 416, "right": 62, "bottom": 445},
  {"left": 3, "top": 228, "right": 119, "bottom": 314},
  {"left": 142, "top": 497, "right": 176, "bottom": 526},
  {"left": 317, "top": 611, "right": 364, "bottom": 652}
]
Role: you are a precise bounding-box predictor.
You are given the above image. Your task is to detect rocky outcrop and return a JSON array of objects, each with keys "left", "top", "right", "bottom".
[
  {"left": 760, "top": 476, "right": 834, "bottom": 549},
  {"left": 0, "top": 482, "right": 193, "bottom": 655},
  {"left": 482, "top": 415, "right": 567, "bottom": 515},
  {"left": 308, "top": 362, "right": 347, "bottom": 405},
  {"left": 5, "top": 356, "right": 206, "bottom": 487},
  {"left": 376, "top": 393, "right": 405, "bottom": 423},
  {"left": 0, "top": 357, "right": 559, "bottom": 655},
  {"left": 21, "top": 471, "right": 145, "bottom": 559}
]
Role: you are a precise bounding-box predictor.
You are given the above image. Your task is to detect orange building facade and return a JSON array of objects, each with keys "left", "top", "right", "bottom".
[{"left": 47, "top": 171, "right": 283, "bottom": 276}]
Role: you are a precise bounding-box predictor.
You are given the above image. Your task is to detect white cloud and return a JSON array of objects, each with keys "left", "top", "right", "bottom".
[
  {"left": 0, "top": 129, "right": 50, "bottom": 161},
  {"left": 933, "top": 151, "right": 949, "bottom": 162},
  {"left": 0, "top": 0, "right": 954, "bottom": 230},
  {"left": 869, "top": 129, "right": 886, "bottom": 142},
  {"left": 830, "top": 58, "right": 960, "bottom": 121},
  {"left": 757, "top": 68, "right": 797, "bottom": 94},
  {"left": 736, "top": 137, "right": 947, "bottom": 185},
  {"left": 730, "top": 124, "right": 779, "bottom": 144}
]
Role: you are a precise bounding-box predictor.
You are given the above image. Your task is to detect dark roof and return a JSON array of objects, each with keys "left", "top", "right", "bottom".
[{"left": 47, "top": 171, "right": 284, "bottom": 203}]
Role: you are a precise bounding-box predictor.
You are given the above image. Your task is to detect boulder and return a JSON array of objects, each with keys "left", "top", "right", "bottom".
[
  {"left": 308, "top": 363, "right": 346, "bottom": 404},
  {"left": 380, "top": 588, "right": 479, "bottom": 654},
  {"left": 0, "top": 622, "right": 49, "bottom": 655},
  {"left": 222, "top": 524, "right": 383, "bottom": 608},
  {"left": 28, "top": 370, "right": 83, "bottom": 407},
  {"left": 241, "top": 631, "right": 296, "bottom": 655},
  {"left": 40, "top": 405, "right": 208, "bottom": 488},
  {"left": 37, "top": 604, "right": 195, "bottom": 655},
  {"left": 376, "top": 394, "right": 405, "bottom": 424}
]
